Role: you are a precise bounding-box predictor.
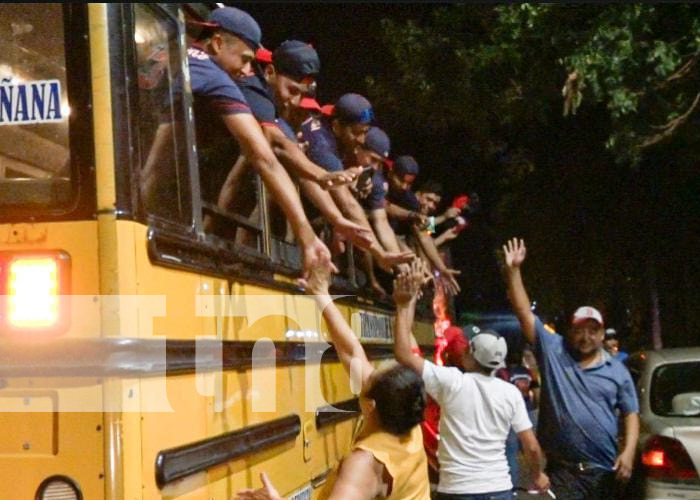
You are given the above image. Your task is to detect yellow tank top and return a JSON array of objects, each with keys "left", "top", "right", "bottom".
[{"left": 352, "top": 424, "right": 430, "bottom": 500}]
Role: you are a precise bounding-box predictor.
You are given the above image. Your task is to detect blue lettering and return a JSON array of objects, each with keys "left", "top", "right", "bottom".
[
  {"left": 14, "top": 85, "right": 29, "bottom": 122},
  {"left": 31, "top": 83, "right": 46, "bottom": 121},
  {"left": 45, "top": 82, "right": 61, "bottom": 120},
  {"left": 0, "top": 85, "right": 13, "bottom": 123}
]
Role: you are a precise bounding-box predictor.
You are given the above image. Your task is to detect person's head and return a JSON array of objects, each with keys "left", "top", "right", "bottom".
[
  {"left": 567, "top": 306, "right": 605, "bottom": 357},
  {"left": 331, "top": 93, "right": 374, "bottom": 152},
  {"left": 265, "top": 40, "right": 320, "bottom": 112},
  {"left": 361, "top": 361, "right": 426, "bottom": 436},
  {"left": 356, "top": 127, "right": 390, "bottom": 169},
  {"left": 204, "top": 7, "right": 261, "bottom": 79},
  {"left": 462, "top": 330, "right": 507, "bottom": 374},
  {"left": 416, "top": 181, "right": 444, "bottom": 215},
  {"left": 522, "top": 345, "right": 537, "bottom": 369},
  {"left": 388, "top": 155, "right": 420, "bottom": 192},
  {"left": 603, "top": 327, "right": 619, "bottom": 355}
]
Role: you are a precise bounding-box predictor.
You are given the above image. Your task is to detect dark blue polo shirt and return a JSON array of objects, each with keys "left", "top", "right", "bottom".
[
  {"left": 363, "top": 169, "right": 387, "bottom": 211},
  {"left": 188, "top": 45, "right": 251, "bottom": 203},
  {"left": 386, "top": 186, "right": 420, "bottom": 235},
  {"left": 533, "top": 316, "right": 639, "bottom": 470},
  {"left": 300, "top": 117, "right": 343, "bottom": 173},
  {"left": 237, "top": 74, "right": 297, "bottom": 142}
]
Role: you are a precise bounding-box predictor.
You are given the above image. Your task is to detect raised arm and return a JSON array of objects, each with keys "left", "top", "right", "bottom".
[
  {"left": 392, "top": 260, "right": 428, "bottom": 375},
  {"left": 502, "top": 238, "right": 536, "bottom": 344},
  {"left": 301, "top": 262, "right": 375, "bottom": 388}
]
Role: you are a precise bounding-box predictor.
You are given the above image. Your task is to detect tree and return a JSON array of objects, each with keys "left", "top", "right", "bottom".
[{"left": 366, "top": 4, "right": 700, "bottom": 347}]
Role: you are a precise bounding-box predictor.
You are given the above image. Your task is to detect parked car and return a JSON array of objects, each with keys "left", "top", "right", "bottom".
[{"left": 627, "top": 348, "right": 700, "bottom": 499}]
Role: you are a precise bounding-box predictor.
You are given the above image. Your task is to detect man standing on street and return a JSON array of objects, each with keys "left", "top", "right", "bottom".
[{"left": 501, "top": 238, "right": 639, "bottom": 499}]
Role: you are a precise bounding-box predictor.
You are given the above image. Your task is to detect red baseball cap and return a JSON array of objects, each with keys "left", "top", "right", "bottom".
[
  {"left": 255, "top": 47, "right": 272, "bottom": 64},
  {"left": 299, "top": 97, "right": 322, "bottom": 112}
]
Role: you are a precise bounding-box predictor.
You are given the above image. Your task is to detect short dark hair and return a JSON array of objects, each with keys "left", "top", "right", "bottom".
[
  {"left": 367, "top": 364, "right": 426, "bottom": 435},
  {"left": 416, "top": 180, "right": 444, "bottom": 196}
]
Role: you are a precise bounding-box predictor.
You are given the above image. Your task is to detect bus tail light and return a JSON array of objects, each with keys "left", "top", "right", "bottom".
[
  {"left": 642, "top": 435, "right": 700, "bottom": 482},
  {"left": 1, "top": 251, "right": 70, "bottom": 335}
]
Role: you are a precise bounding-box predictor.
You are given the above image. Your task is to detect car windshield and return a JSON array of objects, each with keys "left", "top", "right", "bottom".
[{"left": 650, "top": 361, "right": 700, "bottom": 417}]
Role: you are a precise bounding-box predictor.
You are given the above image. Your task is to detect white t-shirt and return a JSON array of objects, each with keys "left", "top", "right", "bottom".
[{"left": 422, "top": 360, "right": 532, "bottom": 494}]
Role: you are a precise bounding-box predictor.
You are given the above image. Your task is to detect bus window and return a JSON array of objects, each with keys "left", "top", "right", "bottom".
[
  {"left": 0, "top": 4, "right": 71, "bottom": 210},
  {"left": 134, "top": 4, "right": 192, "bottom": 224}
]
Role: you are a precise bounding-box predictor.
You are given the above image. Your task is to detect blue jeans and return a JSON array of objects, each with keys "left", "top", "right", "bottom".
[
  {"left": 505, "top": 428, "right": 519, "bottom": 489},
  {"left": 436, "top": 491, "right": 514, "bottom": 500}
]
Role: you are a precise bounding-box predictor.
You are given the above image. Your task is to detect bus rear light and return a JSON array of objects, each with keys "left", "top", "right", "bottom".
[
  {"left": 642, "top": 435, "right": 699, "bottom": 482},
  {"left": 1, "top": 251, "right": 70, "bottom": 335}
]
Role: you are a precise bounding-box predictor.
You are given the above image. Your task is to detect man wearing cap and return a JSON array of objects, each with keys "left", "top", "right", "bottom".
[
  {"left": 300, "top": 94, "right": 413, "bottom": 271},
  {"left": 393, "top": 262, "right": 550, "bottom": 499},
  {"left": 603, "top": 328, "right": 629, "bottom": 363},
  {"left": 502, "top": 238, "right": 639, "bottom": 499},
  {"left": 352, "top": 127, "right": 415, "bottom": 295},
  {"left": 386, "top": 156, "right": 461, "bottom": 296},
  {"left": 187, "top": 6, "right": 331, "bottom": 278},
  {"left": 230, "top": 40, "right": 373, "bottom": 250}
]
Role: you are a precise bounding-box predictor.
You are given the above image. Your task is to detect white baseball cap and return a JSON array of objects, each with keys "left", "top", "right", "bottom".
[
  {"left": 470, "top": 330, "right": 507, "bottom": 370},
  {"left": 571, "top": 306, "right": 604, "bottom": 327}
]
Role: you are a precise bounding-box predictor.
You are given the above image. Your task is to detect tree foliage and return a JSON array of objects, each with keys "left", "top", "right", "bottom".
[{"left": 367, "top": 4, "right": 700, "bottom": 346}]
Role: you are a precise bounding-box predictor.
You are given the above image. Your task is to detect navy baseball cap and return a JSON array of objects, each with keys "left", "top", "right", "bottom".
[
  {"left": 394, "top": 155, "right": 420, "bottom": 176},
  {"left": 208, "top": 7, "right": 261, "bottom": 50},
  {"left": 363, "top": 127, "right": 391, "bottom": 158},
  {"left": 273, "top": 40, "right": 320, "bottom": 82},
  {"left": 333, "top": 93, "right": 374, "bottom": 124}
]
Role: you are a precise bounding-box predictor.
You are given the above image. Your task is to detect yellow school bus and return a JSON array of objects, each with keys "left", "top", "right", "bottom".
[{"left": 0, "top": 4, "right": 435, "bottom": 499}]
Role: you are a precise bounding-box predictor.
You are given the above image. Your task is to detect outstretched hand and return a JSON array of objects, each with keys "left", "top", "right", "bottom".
[
  {"left": 298, "top": 248, "right": 332, "bottom": 296},
  {"left": 235, "top": 472, "right": 284, "bottom": 500},
  {"left": 334, "top": 218, "right": 374, "bottom": 250},
  {"left": 376, "top": 250, "right": 415, "bottom": 272},
  {"left": 502, "top": 237, "right": 527, "bottom": 270},
  {"left": 302, "top": 236, "right": 338, "bottom": 282},
  {"left": 393, "top": 259, "right": 431, "bottom": 305},
  {"left": 319, "top": 167, "right": 362, "bottom": 189}
]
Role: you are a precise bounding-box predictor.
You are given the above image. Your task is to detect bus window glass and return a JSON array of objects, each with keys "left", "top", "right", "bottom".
[
  {"left": 0, "top": 4, "right": 71, "bottom": 209},
  {"left": 134, "top": 4, "right": 191, "bottom": 224}
]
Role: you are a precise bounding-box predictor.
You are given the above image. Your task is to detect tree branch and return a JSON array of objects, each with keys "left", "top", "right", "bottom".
[
  {"left": 654, "top": 53, "right": 699, "bottom": 91},
  {"left": 638, "top": 91, "right": 700, "bottom": 149}
]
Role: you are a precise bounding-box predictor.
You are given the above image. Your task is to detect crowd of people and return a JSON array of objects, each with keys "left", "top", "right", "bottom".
[
  {"left": 178, "top": 6, "right": 640, "bottom": 500},
  {"left": 185, "top": 5, "right": 468, "bottom": 297}
]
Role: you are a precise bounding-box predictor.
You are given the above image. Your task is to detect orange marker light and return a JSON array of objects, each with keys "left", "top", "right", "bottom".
[
  {"left": 642, "top": 450, "right": 665, "bottom": 468},
  {"left": 8, "top": 257, "right": 60, "bottom": 328}
]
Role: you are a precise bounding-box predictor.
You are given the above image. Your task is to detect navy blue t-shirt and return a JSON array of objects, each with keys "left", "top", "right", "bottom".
[
  {"left": 188, "top": 45, "right": 251, "bottom": 202},
  {"left": 300, "top": 117, "right": 344, "bottom": 173},
  {"left": 533, "top": 316, "right": 639, "bottom": 469},
  {"left": 386, "top": 186, "right": 420, "bottom": 235},
  {"left": 362, "top": 168, "right": 388, "bottom": 211},
  {"left": 237, "top": 74, "right": 297, "bottom": 143}
]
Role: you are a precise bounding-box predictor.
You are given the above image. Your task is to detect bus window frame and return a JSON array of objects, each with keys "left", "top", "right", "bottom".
[
  {"left": 114, "top": 3, "right": 308, "bottom": 282},
  {"left": 0, "top": 3, "right": 96, "bottom": 222},
  {"left": 112, "top": 4, "right": 380, "bottom": 303}
]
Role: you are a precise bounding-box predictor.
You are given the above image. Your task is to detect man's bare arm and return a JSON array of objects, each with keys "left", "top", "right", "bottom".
[
  {"left": 221, "top": 113, "right": 331, "bottom": 278},
  {"left": 265, "top": 125, "right": 360, "bottom": 188},
  {"left": 502, "top": 238, "right": 535, "bottom": 344}
]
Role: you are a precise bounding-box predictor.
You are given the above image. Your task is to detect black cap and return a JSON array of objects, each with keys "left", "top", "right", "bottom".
[
  {"left": 333, "top": 93, "right": 374, "bottom": 124},
  {"left": 208, "top": 7, "right": 261, "bottom": 50},
  {"left": 272, "top": 40, "right": 320, "bottom": 81},
  {"left": 394, "top": 155, "right": 420, "bottom": 176}
]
